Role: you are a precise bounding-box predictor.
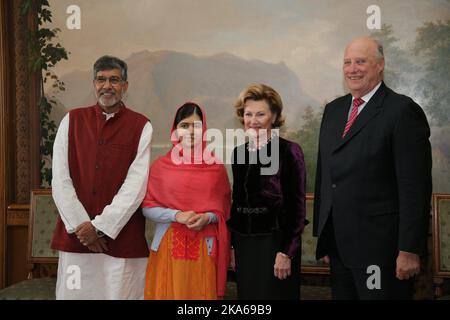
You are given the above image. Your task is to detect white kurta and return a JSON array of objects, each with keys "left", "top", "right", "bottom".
[{"left": 52, "top": 112, "right": 153, "bottom": 300}]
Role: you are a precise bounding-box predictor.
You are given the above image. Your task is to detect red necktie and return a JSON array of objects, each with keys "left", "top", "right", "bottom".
[{"left": 342, "top": 98, "right": 364, "bottom": 137}]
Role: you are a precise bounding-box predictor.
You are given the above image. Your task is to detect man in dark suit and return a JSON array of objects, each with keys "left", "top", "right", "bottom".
[{"left": 313, "top": 37, "right": 432, "bottom": 299}]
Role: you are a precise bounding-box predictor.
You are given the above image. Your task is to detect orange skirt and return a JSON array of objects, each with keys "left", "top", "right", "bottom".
[{"left": 144, "top": 226, "right": 217, "bottom": 300}]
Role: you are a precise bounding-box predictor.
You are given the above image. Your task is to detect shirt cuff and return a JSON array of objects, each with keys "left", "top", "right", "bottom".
[{"left": 206, "top": 212, "right": 217, "bottom": 224}]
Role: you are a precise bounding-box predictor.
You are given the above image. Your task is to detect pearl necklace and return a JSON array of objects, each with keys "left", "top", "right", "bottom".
[{"left": 247, "top": 131, "right": 278, "bottom": 152}]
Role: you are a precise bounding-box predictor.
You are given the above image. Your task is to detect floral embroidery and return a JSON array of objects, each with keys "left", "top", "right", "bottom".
[{"left": 171, "top": 227, "right": 200, "bottom": 260}]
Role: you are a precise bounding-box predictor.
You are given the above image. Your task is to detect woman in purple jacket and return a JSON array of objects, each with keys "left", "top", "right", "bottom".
[{"left": 228, "top": 83, "right": 307, "bottom": 300}]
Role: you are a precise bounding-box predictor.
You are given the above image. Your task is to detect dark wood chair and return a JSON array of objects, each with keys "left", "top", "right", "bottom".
[
  {"left": 432, "top": 194, "right": 450, "bottom": 299},
  {"left": 301, "top": 194, "right": 330, "bottom": 275},
  {"left": 299, "top": 194, "right": 331, "bottom": 299},
  {"left": 0, "top": 189, "right": 58, "bottom": 299},
  {"left": 0, "top": 189, "right": 159, "bottom": 300}
]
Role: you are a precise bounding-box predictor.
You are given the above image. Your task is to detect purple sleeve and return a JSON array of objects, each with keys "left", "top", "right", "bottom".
[{"left": 280, "top": 142, "right": 307, "bottom": 258}]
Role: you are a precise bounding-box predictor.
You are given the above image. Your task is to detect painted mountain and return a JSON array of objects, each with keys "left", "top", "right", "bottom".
[{"left": 56, "top": 50, "right": 315, "bottom": 144}]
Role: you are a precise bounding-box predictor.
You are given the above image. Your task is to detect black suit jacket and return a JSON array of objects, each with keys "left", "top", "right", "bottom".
[{"left": 313, "top": 82, "right": 432, "bottom": 268}]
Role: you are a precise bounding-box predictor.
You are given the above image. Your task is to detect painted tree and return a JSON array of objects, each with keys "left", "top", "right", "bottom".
[
  {"left": 414, "top": 20, "right": 450, "bottom": 126},
  {"left": 285, "top": 105, "right": 323, "bottom": 193},
  {"left": 21, "top": 0, "right": 69, "bottom": 187},
  {"left": 371, "top": 24, "right": 416, "bottom": 94}
]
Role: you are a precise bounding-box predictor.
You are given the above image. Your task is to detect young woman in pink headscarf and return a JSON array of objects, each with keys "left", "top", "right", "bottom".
[{"left": 142, "top": 102, "right": 231, "bottom": 299}]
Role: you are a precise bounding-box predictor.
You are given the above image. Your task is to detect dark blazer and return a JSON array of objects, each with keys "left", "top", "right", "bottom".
[
  {"left": 228, "top": 137, "right": 307, "bottom": 258},
  {"left": 313, "top": 82, "right": 432, "bottom": 268}
]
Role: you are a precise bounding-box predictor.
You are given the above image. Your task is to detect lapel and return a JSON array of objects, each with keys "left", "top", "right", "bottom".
[
  {"left": 332, "top": 82, "right": 387, "bottom": 153},
  {"left": 326, "top": 94, "right": 352, "bottom": 154}
]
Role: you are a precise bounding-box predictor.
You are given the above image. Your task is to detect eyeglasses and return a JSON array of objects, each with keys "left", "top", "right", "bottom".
[{"left": 94, "top": 76, "right": 123, "bottom": 86}]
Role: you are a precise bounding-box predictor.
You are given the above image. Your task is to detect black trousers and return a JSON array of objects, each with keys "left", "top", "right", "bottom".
[{"left": 321, "top": 215, "right": 415, "bottom": 300}]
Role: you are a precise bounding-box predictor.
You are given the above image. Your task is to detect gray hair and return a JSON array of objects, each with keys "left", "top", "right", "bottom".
[
  {"left": 373, "top": 39, "right": 384, "bottom": 61},
  {"left": 93, "top": 55, "right": 128, "bottom": 81}
]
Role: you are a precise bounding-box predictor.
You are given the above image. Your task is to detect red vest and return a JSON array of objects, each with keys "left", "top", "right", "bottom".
[{"left": 51, "top": 104, "right": 150, "bottom": 258}]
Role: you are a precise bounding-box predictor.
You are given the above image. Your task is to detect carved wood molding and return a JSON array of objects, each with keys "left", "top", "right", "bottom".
[
  {"left": 0, "top": 0, "right": 15, "bottom": 289},
  {"left": 7, "top": 204, "right": 30, "bottom": 226},
  {"left": 13, "top": 0, "right": 31, "bottom": 203},
  {"left": 11, "top": 0, "right": 41, "bottom": 202}
]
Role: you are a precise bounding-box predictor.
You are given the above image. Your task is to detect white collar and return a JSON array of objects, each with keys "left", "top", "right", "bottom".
[
  {"left": 103, "top": 112, "right": 116, "bottom": 121},
  {"left": 353, "top": 81, "right": 382, "bottom": 104}
]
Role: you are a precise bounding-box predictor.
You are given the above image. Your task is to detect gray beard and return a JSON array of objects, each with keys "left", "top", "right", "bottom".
[
  {"left": 98, "top": 94, "right": 119, "bottom": 107},
  {"left": 96, "top": 88, "right": 124, "bottom": 107}
]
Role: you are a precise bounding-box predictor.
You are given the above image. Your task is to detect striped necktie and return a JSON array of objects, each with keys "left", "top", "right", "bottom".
[{"left": 342, "top": 98, "right": 364, "bottom": 137}]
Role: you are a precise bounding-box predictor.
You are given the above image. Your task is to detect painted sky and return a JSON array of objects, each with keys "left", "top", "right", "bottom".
[{"left": 48, "top": 0, "right": 450, "bottom": 102}]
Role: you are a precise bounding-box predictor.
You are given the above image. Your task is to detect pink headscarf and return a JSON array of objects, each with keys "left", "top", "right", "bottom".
[{"left": 142, "top": 102, "right": 231, "bottom": 297}]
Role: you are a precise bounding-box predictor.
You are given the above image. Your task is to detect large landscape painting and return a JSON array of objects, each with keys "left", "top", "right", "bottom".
[{"left": 44, "top": 0, "right": 450, "bottom": 192}]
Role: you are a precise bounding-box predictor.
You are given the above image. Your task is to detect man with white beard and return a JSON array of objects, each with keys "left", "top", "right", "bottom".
[{"left": 51, "top": 55, "right": 153, "bottom": 299}]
